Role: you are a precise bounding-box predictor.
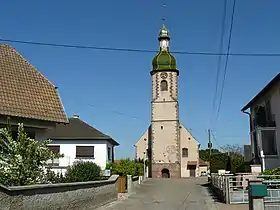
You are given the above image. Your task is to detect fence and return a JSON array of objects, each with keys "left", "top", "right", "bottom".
[{"left": 211, "top": 173, "right": 280, "bottom": 208}]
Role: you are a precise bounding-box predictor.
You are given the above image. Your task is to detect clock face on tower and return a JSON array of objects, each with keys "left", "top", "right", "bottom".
[{"left": 160, "top": 72, "right": 168, "bottom": 79}]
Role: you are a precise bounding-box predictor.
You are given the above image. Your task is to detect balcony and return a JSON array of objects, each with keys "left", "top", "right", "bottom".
[{"left": 46, "top": 158, "right": 60, "bottom": 166}]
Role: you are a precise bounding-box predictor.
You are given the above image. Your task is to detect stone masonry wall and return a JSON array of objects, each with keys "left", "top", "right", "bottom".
[
  {"left": 0, "top": 175, "right": 118, "bottom": 210},
  {"left": 152, "top": 163, "right": 181, "bottom": 178}
]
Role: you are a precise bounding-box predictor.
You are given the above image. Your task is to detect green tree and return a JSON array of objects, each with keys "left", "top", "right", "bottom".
[
  {"left": 209, "top": 147, "right": 246, "bottom": 174},
  {"left": 210, "top": 153, "right": 228, "bottom": 173},
  {"left": 199, "top": 148, "right": 220, "bottom": 161},
  {"left": 0, "top": 124, "right": 63, "bottom": 186}
]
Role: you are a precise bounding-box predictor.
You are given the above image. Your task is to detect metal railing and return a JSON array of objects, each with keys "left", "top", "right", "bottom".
[{"left": 211, "top": 173, "right": 280, "bottom": 206}]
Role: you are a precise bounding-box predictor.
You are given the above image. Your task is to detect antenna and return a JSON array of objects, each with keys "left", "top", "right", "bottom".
[{"left": 161, "top": 3, "right": 167, "bottom": 23}]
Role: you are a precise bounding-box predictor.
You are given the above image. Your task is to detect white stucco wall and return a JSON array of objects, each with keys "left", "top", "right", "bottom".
[
  {"left": 135, "top": 129, "right": 148, "bottom": 160},
  {"left": 180, "top": 124, "right": 200, "bottom": 177},
  {"left": 47, "top": 140, "right": 113, "bottom": 171}
]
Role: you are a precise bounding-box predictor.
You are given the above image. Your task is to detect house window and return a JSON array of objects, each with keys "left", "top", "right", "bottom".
[
  {"left": 76, "top": 146, "right": 94, "bottom": 158},
  {"left": 182, "top": 148, "right": 188, "bottom": 157},
  {"left": 160, "top": 80, "right": 168, "bottom": 91},
  {"left": 108, "top": 147, "right": 111, "bottom": 161},
  {"left": 47, "top": 146, "right": 60, "bottom": 166},
  {"left": 261, "top": 130, "right": 277, "bottom": 156},
  {"left": 47, "top": 145, "right": 60, "bottom": 154}
]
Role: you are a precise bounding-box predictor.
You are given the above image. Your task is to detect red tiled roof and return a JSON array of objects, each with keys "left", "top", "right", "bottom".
[
  {"left": 0, "top": 44, "right": 68, "bottom": 123},
  {"left": 199, "top": 159, "right": 209, "bottom": 166},
  {"left": 187, "top": 161, "right": 198, "bottom": 166}
]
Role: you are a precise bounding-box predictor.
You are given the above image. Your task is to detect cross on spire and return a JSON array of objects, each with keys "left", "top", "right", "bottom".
[{"left": 161, "top": 3, "right": 167, "bottom": 23}]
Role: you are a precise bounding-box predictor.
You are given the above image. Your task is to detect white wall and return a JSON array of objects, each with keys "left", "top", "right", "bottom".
[
  {"left": 179, "top": 124, "right": 200, "bottom": 177},
  {"left": 106, "top": 142, "right": 114, "bottom": 163},
  {"left": 47, "top": 140, "right": 113, "bottom": 171}
]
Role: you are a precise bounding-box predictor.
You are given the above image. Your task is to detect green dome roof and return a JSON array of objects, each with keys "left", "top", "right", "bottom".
[
  {"left": 152, "top": 51, "right": 177, "bottom": 71},
  {"left": 152, "top": 25, "right": 177, "bottom": 71},
  {"left": 159, "top": 24, "right": 170, "bottom": 40}
]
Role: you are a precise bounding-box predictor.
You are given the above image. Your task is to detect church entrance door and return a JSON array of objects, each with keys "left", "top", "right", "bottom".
[{"left": 161, "top": 168, "right": 170, "bottom": 178}]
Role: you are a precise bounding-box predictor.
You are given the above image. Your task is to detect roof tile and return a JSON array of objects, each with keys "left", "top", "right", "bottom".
[
  {"left": 44, "top": 117, "right": 119, "bottom": 146},
  {"left": 0, "top": 44, "right": 68, "bottom": 123}
]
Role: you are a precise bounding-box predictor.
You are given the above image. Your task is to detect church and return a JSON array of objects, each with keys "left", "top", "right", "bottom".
[{"left": 135, "top": 25, "right": 200, "bottom": 178}]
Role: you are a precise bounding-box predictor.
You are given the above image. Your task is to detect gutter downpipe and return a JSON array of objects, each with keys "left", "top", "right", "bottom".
[{"left": 242, "top": 110, "right": 263, "bottom": 172}]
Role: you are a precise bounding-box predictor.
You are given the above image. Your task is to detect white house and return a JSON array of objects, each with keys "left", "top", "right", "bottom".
[
  {"left": 43, "top": 115, "right": 119, "bottom": 174},
  {"left": 242, "top": 73, "right": 280, "bottom": 171}
]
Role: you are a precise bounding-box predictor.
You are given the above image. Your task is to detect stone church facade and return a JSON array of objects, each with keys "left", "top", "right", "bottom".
[{"left": 135, "top": 25, "right": 200, "bottom": 178}]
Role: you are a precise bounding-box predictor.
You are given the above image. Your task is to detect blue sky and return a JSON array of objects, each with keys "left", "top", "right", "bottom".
[{"left": 1, "top": 1, "right": 280, "bottom": 159}]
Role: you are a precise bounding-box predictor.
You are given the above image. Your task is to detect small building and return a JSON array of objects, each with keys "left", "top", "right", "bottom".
[
  {"left": 241, "top": 73, "right": 280, "bottom": 171},
  {"left": 198, "top": 159, "right": 209, "bottom": 176},
  {"left": 44, "top": 115, "right": 119, "bottom": 174},
  {"left": 0, "top": 44, "right": 68, "bottom": 137}
]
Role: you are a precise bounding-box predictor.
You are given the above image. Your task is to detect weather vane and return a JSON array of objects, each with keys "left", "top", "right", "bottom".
[{"left": 161, "top": 3, "right": 167, "bottom": 23}]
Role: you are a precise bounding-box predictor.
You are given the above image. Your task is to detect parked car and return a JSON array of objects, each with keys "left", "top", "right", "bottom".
[{"left": 201, "top": 171, "right": 207, "bottom": 176}]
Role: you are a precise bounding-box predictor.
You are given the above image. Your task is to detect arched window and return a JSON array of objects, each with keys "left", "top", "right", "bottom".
[
  {"left": 160, "top": 80, "right": 168, "bottom": 91},
  {"left": 182, "top": 148, "right": 188, "bottom": 157}
]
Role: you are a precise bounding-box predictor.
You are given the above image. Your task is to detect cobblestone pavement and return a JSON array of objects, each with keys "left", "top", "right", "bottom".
[{"left": 96, "top": 178, "right": 247, "bottom": 210}]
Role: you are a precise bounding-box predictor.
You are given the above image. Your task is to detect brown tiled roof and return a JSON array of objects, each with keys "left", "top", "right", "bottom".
[
  {"left": 44, "top": 117, "right": 120, "bottom": 146},
  {"left": 0, "top": 44, "right": 68, "bottom": 123},
  {"left": 187, "top": 161, "right": 198, "bottom": 166},
  {"left": 199, "top": 159, "right": 209, "bottom": 166}
]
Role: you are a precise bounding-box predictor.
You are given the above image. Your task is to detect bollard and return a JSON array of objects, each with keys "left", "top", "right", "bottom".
[
  {"left": 138, "top": 176, "right": 141, "bottom": 184},
  {"left": 248, "top": 179, "right": 267, "bottom": 210},
  {"left": 127, "top": 175, "right": 133, "bottom": 194},
  {"left": 118, "top": 175, "right": 126, "bottom": 193}
]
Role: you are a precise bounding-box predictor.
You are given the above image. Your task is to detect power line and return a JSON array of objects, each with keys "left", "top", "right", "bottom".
[
  {"left": 87, "top": 103, "right": 141, "bottom": 120},
  {"left": 216, "top": 0, "right": 236, "bottom": 120},
  {"left": 2, "top": 37, "right": 280, "bottom": 57},
  {"left": 212, "top": 0, "right": 228, "bottom": 111},
  {"left": 210, "top": 130, "right": 223, "bottom": 150}
]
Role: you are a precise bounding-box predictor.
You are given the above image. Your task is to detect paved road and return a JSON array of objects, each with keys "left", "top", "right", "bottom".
[{"left": 97, "top": 178, "right": 239, "bottom": 210}]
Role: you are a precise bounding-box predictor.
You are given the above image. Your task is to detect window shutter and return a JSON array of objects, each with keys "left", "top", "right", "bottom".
[
  {"left": 47, "top": 146, "right": 60, "bottom": 154},
  {"left": 76, "top": 146, "right": 94, "bottom": 158}
]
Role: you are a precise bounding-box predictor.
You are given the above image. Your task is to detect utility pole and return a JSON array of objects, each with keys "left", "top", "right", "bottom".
[
  {"left": 208, "top": 129, "right": 212, "bottom": 161},
  {"left": 207, "top": 129, "right": 212, "bottom": 180}
]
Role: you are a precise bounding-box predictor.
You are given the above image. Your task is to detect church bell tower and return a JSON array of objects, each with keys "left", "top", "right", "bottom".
[{"left": 150, "top": 25, "right": 181, "bottom": 178}]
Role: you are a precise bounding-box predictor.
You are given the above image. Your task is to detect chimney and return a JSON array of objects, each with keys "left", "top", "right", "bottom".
[{"left": 73, "top": 114, "right": 79, "bottom": 119}]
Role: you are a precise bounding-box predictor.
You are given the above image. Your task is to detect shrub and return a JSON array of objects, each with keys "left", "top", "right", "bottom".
[
  {"left": 65, "top": 161, "right": 101, "bottom": 182},
  {"left": 262, "top": 168, "right": 280, "bottom": 180},
  {"left": 105, "top": 162, "right": 113, "bottom": 170},
  {"left": 111, "top": 159, "right": 144, "bottom": 176},
  {"left": 0, "top": 124, "right": 63, "bottom": 186},
  {"left": 45, "top": 169, "right": 65, "bottom": 184}
]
